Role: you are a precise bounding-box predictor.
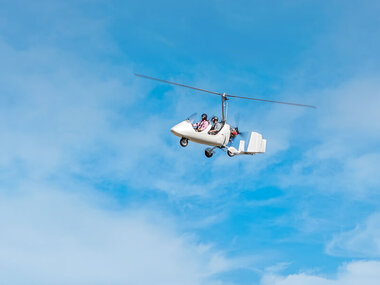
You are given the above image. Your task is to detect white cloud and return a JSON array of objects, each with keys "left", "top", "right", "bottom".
[
  {"left": 0, "top": 38, "right": 211, "bottom": 197},
  {"left": 0, "top": 38, "right": 241, "bottom": 281},
  {"left": 0, "top": 36, "right": 269, "bottom": 201},
  {"left": 326, "top": 212, "right": 380, "bottom": 258},
  {"left": 0, "top": 185, "right": 233, "bottom": 285},
  {"left": 261, "top": 260, "right": 380, "bottom": 285},
  {"left": 1, "top": 3, "right": 380, "bottom": 284},
  {"left": 275, "top": 77, "right": 380, "bottom": 197},
  {"left": 0, "top": 25, "right": 250, "bottom": 285}
]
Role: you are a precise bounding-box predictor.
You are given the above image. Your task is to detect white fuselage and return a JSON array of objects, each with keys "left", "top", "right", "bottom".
[{"left": 170, "top": 120, "right": 231, "bottom": 147}]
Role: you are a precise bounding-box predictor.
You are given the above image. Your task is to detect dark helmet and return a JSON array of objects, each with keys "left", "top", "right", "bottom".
[
  {"left": 211, "top": 116, "right": 218, "bottom": 122},
  {"left": 201, "top": 113, "right": 207, "bottom": 120}
]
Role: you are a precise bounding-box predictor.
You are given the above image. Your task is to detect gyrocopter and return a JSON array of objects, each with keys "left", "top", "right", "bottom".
[{"left": 135, "top": 73, "right": 316, "bottom": 158}]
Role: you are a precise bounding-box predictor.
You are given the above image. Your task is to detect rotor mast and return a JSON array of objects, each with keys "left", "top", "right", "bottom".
[{"left": 221, "top": 93, "right": 228, "bottom": 123}]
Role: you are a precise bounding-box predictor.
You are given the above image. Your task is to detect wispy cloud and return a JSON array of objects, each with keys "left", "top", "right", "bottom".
[
  {"left": 326, "top": 212, "right": 380, "bottom": 258},
  {"left": 2, "top": 1, "right": 380, "bottom": 284},
  {"left": 261, "top": 260, "right": 380, "bottom": 285},
  {"left": 0, "top": 185, "right": 235, "bottom": 284},
  {"left": 273, "top": 77, "right": 380, "bottom": 197}
]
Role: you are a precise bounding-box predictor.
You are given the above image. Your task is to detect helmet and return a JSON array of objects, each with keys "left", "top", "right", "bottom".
[
  {"left": 211, "top": 116, "right": 218, "bottom": 122},
  {"left": 201, "top": 113, "right": 207, "bottom": 120}
]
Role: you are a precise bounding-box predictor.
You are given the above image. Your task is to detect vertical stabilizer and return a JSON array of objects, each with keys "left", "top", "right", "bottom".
[
  {"left": 246, "top": 132, "right": 266, "bottom": 153},
  {"left": 261, "top": 139, "right": 267, "bottom": 153},
  {"left": 238, "top": 140, "right": 245, "bottom": 152}
]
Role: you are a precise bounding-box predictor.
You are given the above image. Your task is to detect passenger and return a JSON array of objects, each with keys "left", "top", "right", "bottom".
[
  {"left": 193, "top": 113, "right": 209, "bottom": 132},
  {"left": 208, "top": 116, "right": 222, "bottom": 135}
]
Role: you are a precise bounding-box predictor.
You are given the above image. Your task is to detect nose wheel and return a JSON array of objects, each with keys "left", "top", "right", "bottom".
[
  {"left": 205, "top": 148, "right": 214, "bottom": 158},
  {"left": 180, "top": 137, "right": 188, "bottom": 147}
]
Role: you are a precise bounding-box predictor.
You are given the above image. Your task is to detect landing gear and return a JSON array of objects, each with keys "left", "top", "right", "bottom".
[
  {"left": 180, "top": 137, "right": 188, "bottom": 147},
  {"left": 227, "top": 150, "right": 235, "bottom": 157},
  {"left": 205, "top": 148, "right": 214, "bottom": 158}
]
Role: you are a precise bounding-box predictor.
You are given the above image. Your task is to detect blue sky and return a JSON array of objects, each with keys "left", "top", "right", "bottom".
[{"left": 1, "top": 0, "right": 380, "bottom": 284}]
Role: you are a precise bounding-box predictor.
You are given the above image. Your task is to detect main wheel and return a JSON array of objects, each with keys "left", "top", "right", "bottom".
[
  {"left": 180, "top": 138, "right": 188, "bottom": 147},
  {"left": 227, "top": 150, "right": 235, "bottom": 157},
  {"left": 205, "top": 148, "right": 214, "bottom": 158}
]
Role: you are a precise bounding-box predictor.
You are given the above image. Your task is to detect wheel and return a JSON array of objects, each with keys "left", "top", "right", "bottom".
[
  {"left": 227, "top": 150, "right": 235, "bottom": 157},
  {"left": 205, "top": 148, "right": 214, "bottom": 158},
  {"left": 180, "top": 137, "right": 188, "bottom": 147}
]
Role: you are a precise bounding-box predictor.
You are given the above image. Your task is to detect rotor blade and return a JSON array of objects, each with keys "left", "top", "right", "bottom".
[
  {"left": 135, "top": 73, "right": 222, "bottom": 96},
  {"left": 135, "top": 73, "right": 316, "bottom": 109},
  {"left": 226, "top": 94, "right": 316, "bottom": 109}
]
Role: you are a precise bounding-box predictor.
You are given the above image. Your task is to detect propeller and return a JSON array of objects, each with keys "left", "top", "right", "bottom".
[
  {"left": 135, "top": 73, "right": 317, "bottom": 109},
  {"left": 233, "top": 113, "right": 241, "bottom": 129},
  {"left": 231, "top": 113, "right": 247, "bottom": 140},
  {"left": 230, "top": 126, "right": 247, "bottom": 143},
  {"left": 235, "top": 127, "right": 248, "bottom": 139}
]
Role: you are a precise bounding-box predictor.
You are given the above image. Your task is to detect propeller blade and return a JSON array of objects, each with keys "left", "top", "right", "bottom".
[
  {"left": 238, "top": 131, "right": 248, "bottom": 140},
  {"left": 234, "top": 113, "right": 241, "bottom": 129},
  {"left": 234, "top": 127, "right": 246, "bottom": 138}
]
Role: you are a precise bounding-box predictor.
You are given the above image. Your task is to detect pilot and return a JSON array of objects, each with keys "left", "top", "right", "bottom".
[
  {"left": 193, "top": 113, "right": 209, "bottom": 132},
  {"left": 208, "top": 116, "right": 222, "bottom": 135}
]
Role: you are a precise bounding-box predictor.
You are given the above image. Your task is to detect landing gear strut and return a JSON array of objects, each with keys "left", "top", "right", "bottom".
[{"left": 180, "top": 137, "right": 188, "bottom": 147}]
